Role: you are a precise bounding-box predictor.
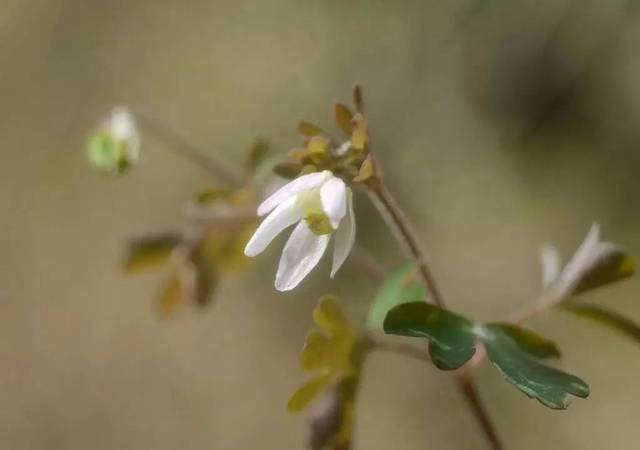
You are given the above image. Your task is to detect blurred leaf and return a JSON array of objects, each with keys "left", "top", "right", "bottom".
[
  {"left": 123, "top": 232, "right": 182, "bottom": 274},
  {"left": 245, "top": 139, "right": 271, "bottom": 176},
  {"left": 288, "top": 373, "right": 333, "bottom": 413},
  {"left": 302, "top": 328, "right": 354, "bottom": 372},
  {"left": 307, "top": 136, "right": 330, "bottom": 164},
  {"left": 539, "top": 243, "right": 562, "bottom": 290},
  {"left": 299, "top": 121, "right": 324, "bottom": 138},
  {"left": 560, "top": 303, "right": 640, "bottom": 344},
  {"left": 273, "top": 161, "right": 303, "bottom": 179},
  {"left": 314, "top": 296, "right": 352, "bottom": 338},
  {"left": 478, "top": 324, "right": 589, "bottom": 409},
  {"left": 334, "top": 103, "right": 353, "bottom": 135},
  {"left": 87, "top": 132, "right": 130, "bottom": 175},
  {"left": 383, "top": 302, "right": 476, "bottom": 370},
  {"left": 482, "top": 323, "right": 560, "bottom": 359},
  {"left": 366, "top": 263, "right": 427, "bottom": 330},
  {"left": 555, "top": 223, "right": 635, "bottom": 297},
  {"left": 156, "top": 271, "right": 187, "bottom": 318},
  {"left": 200, "top": 224, "right": 254, "bottom": 272}
]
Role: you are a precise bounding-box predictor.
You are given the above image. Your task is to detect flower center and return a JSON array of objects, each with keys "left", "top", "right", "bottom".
[{"left": 297, "top": 187, "right": 334, "bottom": 236}]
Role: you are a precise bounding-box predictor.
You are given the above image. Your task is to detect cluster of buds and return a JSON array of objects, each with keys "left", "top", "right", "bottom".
[{"left": 274, "top": 85, "right": 381, "bottom": 188}]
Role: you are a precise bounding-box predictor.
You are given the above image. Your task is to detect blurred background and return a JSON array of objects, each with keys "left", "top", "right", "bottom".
[{"left": 1, "top": 0, "right": 640, "bottom": 449}]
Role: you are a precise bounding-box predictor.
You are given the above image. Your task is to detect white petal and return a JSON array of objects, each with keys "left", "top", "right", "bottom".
[
  {"left": 320, "top": 177, "right": 347, "bottom": 229},
  {"left": 244, "top": 196, "right": 301, "bottom": 257},
  {"left": 257, "top": 171, "right": 331, "bottom": 216},
  {"left": 331, "top": 189, "right": 356, "bottom": 278},
  {"left": 275, "top": 221, "right": 329, "bottom": 291}
]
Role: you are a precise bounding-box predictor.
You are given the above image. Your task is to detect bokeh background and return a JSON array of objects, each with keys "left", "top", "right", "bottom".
[{"left": 2, "top": 0, "right": 640, "bottom": 449}]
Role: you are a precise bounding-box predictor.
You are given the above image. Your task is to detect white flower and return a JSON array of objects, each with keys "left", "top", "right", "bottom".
[{"left": 244, "top": 170, "right": 356, "bottom": 291}]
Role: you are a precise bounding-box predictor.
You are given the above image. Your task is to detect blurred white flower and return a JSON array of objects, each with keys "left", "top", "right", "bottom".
[
  {"left": 244, "top": 170, "right": 356, "bottom": 291},
  {"left": 87, "top": 106, "right": 140, "bottom": 175}
]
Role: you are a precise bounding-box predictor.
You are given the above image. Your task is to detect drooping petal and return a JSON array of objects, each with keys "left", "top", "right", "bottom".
[
  {"left": 244, "top": 196, "right": 301, "bottom": 257},
  {"left": 331, "top": 189, "right": 355, "bottom": 278},
  {"left": 320, "top": 176, "right": 347, "bottom": 229},
  {"left": 275, "top": 221, "right": 330, "bottom": 291},
  {"left": 257, "top": 171, "right": 331, "bottom": 216}
]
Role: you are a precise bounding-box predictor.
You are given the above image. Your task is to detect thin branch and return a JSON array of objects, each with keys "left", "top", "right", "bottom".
[
  {"left": 365, "top": 181, "right": 504, "bottom": 450},
  {"left": 135, "top": 110, "right": 244, "bottom": 187}
]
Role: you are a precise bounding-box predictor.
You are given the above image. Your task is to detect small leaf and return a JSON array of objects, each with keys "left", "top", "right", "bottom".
[
  {"left": 191, "top": 255, "right": 218, "bottom": 308},
  {"left": 478, "top": 324, "right": 589, "bottom": 409},
  {"left": 299, "top": 121, "right": 324, "bottom": 138},
  {"left": 288, "top": 373, "right": 333, "bottom": 413},
  {"left": 273, "top": 161, "right": 303, "bottom": 179},
  {"left": 314, "top": 296, "right": 352, "bottom": 337},
  {"left": 123, "top": 232, "right": 182, "bottom": 274},
  {"left": 301, "top": 330, "right": 351, "bottom": 372},
  {"left": 555, "top": 223, "right": 635, "bottom": 297},
  {"left": 383, "top": 302, "right": 476, "bottom": 370},
  {"left": 334, "top": 103, "right": 354, "bottom": 135},
  {"left": 366, "top": 263, "right": 427, "bottom": 330},
  {"left": 560, "top": 302, "right": 640, "bottom": 344},
  {"left": 245, "top": 139, "right": 271, "bottom": 176},
  {"left": 307, "top": 136, "right": 329, "bottom": 164},
  {"left": 482, "top": 323, "right": 560, "bottom": 359},
  {"left": 193, "top": 187, "right": 233, "bottom": 206},
  {"left": 156, "top": 271, "right": 187, "bottom": 318}
]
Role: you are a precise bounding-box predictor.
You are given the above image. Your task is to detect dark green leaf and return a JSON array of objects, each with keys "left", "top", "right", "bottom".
[
  {"left": 123, "top": 232, "right": 182, "bottom": 273},
  {"left": 560, "top": 302, "right": 640, "bottom": 344},
  {"left": 367, "top": 263, "right": 427, "bottom": 331},
  {"left": 478, "top": 324, "right": 589, "bottom": 409},
  {"left": 383, "top": 302, "right": 476, "bottom": 370},
  {"left": 483, "top": 323, "right": 560, "bottom": 359}
]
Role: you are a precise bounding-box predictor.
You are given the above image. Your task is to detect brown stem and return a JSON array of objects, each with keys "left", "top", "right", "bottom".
[
  {"left": 135, "top": 111, "right": 243, "bottom": 187},
  {"left": 368, "top": 183, "right": 445, "bottom": 308},
  {"left": 367, "top": 181, "right": 504, "bottom": 450}
]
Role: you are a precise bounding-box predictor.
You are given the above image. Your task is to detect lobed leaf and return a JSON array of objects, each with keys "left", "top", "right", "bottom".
[
  {"left": 288, "top": 373, "right": 333, "bottom": 413},
  {"left": 366, "top": 263, "right": 427, "bottom": 331},
  {"left": 301, "top": 330, "right": 351, "bottom": 372},
  {"left": 314, "top": 296, "right": 352, "bottom": 338},
  {"left": 483, "top": 323, "right": 560, "bottom": 359},
  {"left": 478, "top": 324, "right": 589, "bottom": 409},
  {"left": 383, "top": 302, "right": 476, "bottom": 370}
]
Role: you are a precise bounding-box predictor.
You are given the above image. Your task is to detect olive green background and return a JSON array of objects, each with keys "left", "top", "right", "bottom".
[{"left": 1, "top": 1, "right": 639, "bottom": 449}]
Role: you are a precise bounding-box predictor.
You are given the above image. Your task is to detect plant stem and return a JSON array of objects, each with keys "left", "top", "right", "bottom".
[
  {"left": 135, "top": 110, "right": 243, "bottom": 187},
  {"left": 367, "top": 182, "right": 505, "bottom": 450}
]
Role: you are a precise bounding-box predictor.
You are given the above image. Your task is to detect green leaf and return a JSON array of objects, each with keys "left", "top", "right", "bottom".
[
  {"left": 483, "top": 323, "right": 560, "bottom": 359},
  {"left": 367, "top": 263, "right": 427, "bottom": 331},
  {"left": 156, "top": 271, "right": 187, "bottom": 318},
  {"left": 560, "top": 302, "right": 640, "bottom": 344},
  {"left": 555, "top": 223, "right": 635, "bottom": 297},
  {"left": 123, "top": 232, "right": 182, "bottom": 274},
  {"left": 478, "top": 324, "right": 589, "bottom": 409},
  {"left": 314, "top": 296, "right": 352, "bottom": 338},
  {"left": 245, "top": 139, "right": 271, "bottom": 176},
  {"left": 334, "top": 103, "right": 353, "bottom": 135},
  {"left": 288, "top": 373, "right": 333, "bottom": 413},
  {"left": 301, "top": 330, "right": 351, "bottom": 372},
  {"left": 383, "top": 302, "right": 476, "bottom": 370}
]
